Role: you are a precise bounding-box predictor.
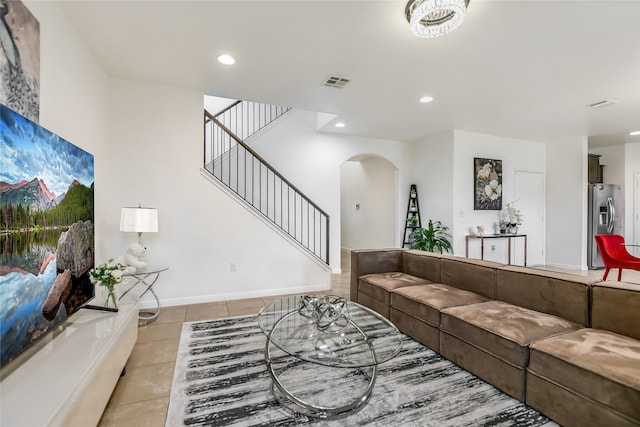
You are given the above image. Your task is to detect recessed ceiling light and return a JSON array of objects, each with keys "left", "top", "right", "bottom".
[
  {"left": 587, "top": 99, "right": 617, "bottom": 109},
  {"left": 335, "top": 122, "right": 346, "bottom": 128},
  {"left": 420, "top": 96, "right": 434, "bottom": 103},
  {"left": 630, "top": 130, "right": 640, "bottom": 136},
  {"left": 217, "top": 54, "right": 235, "bottom": 65}
]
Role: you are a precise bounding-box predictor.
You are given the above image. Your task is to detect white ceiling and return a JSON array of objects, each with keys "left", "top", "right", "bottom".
[{"left": 59, "top": 0, "right": 640, "bottom": 147}]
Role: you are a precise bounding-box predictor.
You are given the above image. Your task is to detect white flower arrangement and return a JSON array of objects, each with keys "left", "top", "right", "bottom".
[
  {"left": 89, "top": 259, "right": 125, "bottom": 308},
  {"left": 500, "top": 201, "right": 523, "bottom": 229}
]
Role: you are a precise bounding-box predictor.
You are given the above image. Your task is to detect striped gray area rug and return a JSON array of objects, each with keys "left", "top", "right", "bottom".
[{"left": 166, "top": 315, "right": 557, "bottom": 427}]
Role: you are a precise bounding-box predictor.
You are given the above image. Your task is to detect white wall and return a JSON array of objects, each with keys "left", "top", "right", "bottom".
[
  {"left": 26, "top": 0, "right": 412, "bottom": 305},
  {"left": 344, "top": 130, "right": 550, "bottom": 261},
  {"left": 546, "top": 137, "right": 589, "bottom": 269},
  {"left": 627, "top": 143, "right": 640, "bottom": 253},
  {"left": 24, "top": 1, "right": 111, "bottom": 261},
  {"left": 411, "top": 131, "right": 546, "bottom": 264},
  {"left": 105, "top": 91, "right": 411, "bottom": 304},
  {"left": 105, "top": 79, "right": 332, "bottom": 305},
  {"left": 340, "top": 156, "right": 397, "bottom": 249},
  {"left": 248, "top": 109, "right": 412, "bottom": 269},
  {"left": 451, "top": 131, "right": 545, "bottom": 264},
  {"left": 27, "top": 0, "right": 611, "bottom": 305},
  {"left": 412, "top": 131, "right": 455, "bottom": 233},
  {"left": 204, "top": 95, "right": 236, "bottom": 116}
]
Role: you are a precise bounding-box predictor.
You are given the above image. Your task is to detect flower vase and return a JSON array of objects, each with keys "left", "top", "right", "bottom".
[
  {"left": 99, "top": 282, "right": 119, "bottom": 310},
  {"left": 106, "top": 290, "right": 118, "bottom": 309}
]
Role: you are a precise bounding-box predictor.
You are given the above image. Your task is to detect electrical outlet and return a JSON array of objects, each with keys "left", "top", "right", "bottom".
[{"left": 230, "top": 263, "right": 236, "bottom": 272}]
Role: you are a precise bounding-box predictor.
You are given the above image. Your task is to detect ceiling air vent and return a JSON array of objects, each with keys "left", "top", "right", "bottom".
[
  {"left": 587, "top": 99, "right": 618, "bottom": 109},
  {"left": 323, "top": 75, "right": 350, "bottom": 89}
]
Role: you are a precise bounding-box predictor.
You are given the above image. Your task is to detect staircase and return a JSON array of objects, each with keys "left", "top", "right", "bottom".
[{"left": 203, "top": 101, "right": 330, "bottom": 265}]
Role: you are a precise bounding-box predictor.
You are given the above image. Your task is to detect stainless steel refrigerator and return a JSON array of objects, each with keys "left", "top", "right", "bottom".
[{"left": 587, "top": 183, "right": 622, "bottom": 269}]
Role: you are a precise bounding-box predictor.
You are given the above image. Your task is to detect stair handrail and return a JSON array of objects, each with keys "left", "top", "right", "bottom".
[
  {"left": 205, "top": 111, "right": 330, "bottom": 220},
  {"left": 204, "top": 108, "right": 330, "bottom": 264},
  {"left": 209, "top": 100, "right": 291, "bottom": 145},
  {"left": 213, "top": 100, "right": 242, "bottom": 118}
]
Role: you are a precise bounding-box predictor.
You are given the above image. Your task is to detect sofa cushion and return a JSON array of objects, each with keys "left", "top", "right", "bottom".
[
  {"left": 351, "top": 249, "right": 404, "bottom": 302},
  {"left": 440, "top": 256, "right": 500, "bottom": 299},
  {"left": 358, "top": 272, "right": 432, "bottom": 304},
  {"left": 592, "top": 282, "right": 640, "bottom": 340},
  {"left": 526, "top": 371, "right": 638, "bottom": 427},
  {"left": 528, "top": 328, "right": 640, "bottom": 422},
  {"left": 441, "top": 300, "right": 579, "bottom": 367},
  {"left": 390, "top": 307, "right": 440, "bottom": 351},
  {"left": 402, "top": 250, "right": 442, "bottom": 283},
  {"left": 391, "top": 283, "right": 489, "bottom": 328},
  {"left": 496, "top": 266, "right": 594, "bottom": 326},
  {"left": 358, "top": 293, "right": 392, "bottom": 319},
  {"left": 440, "top": 331, "right": 527, "bottom": 401}
]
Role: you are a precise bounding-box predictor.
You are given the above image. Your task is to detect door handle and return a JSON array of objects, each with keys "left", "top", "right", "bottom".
[{"left": 607, "top": 198, "right": 614, "bottom": 233}]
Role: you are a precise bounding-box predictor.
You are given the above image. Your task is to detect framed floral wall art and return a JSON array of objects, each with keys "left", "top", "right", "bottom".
[{"left": 474, "top": 158, "right": 502, "bottom": 210}]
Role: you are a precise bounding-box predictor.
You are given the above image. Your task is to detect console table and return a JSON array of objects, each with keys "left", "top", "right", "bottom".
[
  {"left": 466, "top": 234, "right": 527, "bottom": 266},
  {"left": 0, "top": 301, "right": 138, "bottom": 427},
  {"left": 119, "top": 265, "right": 168, "bottom": 326}
]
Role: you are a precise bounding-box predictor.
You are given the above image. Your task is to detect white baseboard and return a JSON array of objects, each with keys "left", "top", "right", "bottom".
[
  {"left": 155, "top": 282, "right": 332, "bottom": 308},
  {"left": 542, "top": 262, "right": 588, "bottom": 271}
]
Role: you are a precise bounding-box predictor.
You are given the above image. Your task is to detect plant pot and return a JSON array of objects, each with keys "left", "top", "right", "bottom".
[{"left": 508, "top": 227, "right": 518, "bottom": 234}]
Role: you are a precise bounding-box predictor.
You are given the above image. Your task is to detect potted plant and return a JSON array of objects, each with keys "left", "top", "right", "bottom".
[
  {"left": 407, "top": 215, "right": 419, "bottom": 226},
  {"left": 500, "top": 201, "right": 523, "bottom": 234},
  {"left": 410, "top": 219, "right": 453, "bottom": 253}
]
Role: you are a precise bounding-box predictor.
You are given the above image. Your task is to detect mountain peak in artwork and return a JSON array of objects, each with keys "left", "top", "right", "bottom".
[
  {"left": 0, "top": 178, "right": 57, "bottom": 211},
  {"left": 38, "top": 179, "right": 56, "bottom": 201},
  {"left": 0, "top": 180, "right": 28, "bottom": 192}
]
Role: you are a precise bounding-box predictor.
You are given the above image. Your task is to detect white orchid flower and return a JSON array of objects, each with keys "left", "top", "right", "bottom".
[{"left": 484, "top": 179, "right": 502, "bottom": 200}]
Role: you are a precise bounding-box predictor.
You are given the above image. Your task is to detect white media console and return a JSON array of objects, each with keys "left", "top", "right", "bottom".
[{"left": 0, "top": 300, "right": 138, "bottom": 426}]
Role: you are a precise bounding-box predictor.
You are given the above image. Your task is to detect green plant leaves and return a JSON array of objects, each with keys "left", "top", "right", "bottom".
[{"left": 409, "top": 219, "right": 453, "bottom": 254}]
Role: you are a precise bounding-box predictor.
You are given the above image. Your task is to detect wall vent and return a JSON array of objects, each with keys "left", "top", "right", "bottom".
[
  {"left": 587, "top": 99, "right": 618, "bottom": 109},
  {"left": 323, "top": 75, "right": 350, "bottom": 89}
]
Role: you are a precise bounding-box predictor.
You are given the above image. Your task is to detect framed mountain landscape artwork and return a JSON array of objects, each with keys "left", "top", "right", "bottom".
[
  {"left": 0, "top": 104, "right": 94, "bottom": 367},
  {"left": 474, "top": 157, "right": 502, "bottom": 210}
]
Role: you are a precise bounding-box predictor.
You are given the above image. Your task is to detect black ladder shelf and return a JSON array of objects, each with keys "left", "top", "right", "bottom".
[{"left": 402, "top": 184, "right": 421, "bottom": 248}]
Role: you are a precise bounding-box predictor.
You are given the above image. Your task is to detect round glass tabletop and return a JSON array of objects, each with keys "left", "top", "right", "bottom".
[
  {"left": 122, "top": 265, "right": 169, "bottom": 276},
  {"left": 257, "top": 295, "right": 402, "bottom": 368}
]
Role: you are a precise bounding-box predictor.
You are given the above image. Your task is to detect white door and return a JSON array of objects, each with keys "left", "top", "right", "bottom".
[{"left": 514, "top": 170, "right": 545, "bottom": 266}]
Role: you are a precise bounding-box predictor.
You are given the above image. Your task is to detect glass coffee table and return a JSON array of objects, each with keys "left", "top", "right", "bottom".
[{"left": 257, "top": 295, "right": 402, "bottom": 418}]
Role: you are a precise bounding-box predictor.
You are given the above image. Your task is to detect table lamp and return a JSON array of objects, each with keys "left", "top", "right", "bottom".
[{"left": 120, "top": 205, "right": 159, "bottom": 245}]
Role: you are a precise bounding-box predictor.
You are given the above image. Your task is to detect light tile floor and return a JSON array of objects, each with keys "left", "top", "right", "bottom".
[
  {"left": 98, "top": 253, "right": 350, "bottom": 427},
  {"left": 97, "top": 251, "right": 638, "bottom": 427}
]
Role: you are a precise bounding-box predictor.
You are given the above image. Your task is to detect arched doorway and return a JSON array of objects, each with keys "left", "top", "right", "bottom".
[{"left": 340, "top": 155, "right": 397, "bottom": 250}]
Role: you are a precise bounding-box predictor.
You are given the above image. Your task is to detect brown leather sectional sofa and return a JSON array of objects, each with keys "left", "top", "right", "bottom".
[{"left": 350, "top": 248, "right": 640, "bottom": 427}]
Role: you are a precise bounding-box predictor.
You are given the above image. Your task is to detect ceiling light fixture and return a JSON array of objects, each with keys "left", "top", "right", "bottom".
[
  {"left": 335, "top": 122, "right": 346, "bottom": 128},
  {"left": 587, "top": 99, "right": 618, "bottom": 109},
  {"left": 217, "top": 54, "right": 235, "bottom": 65},
  {"left": 420, "top": 96, "right": 434, "bottom": 103},
  {"left": 630, "top": 130, "right": 640, "bottom": 136},
  {"left": 405, "top": 0, "right": 470, "bottom": 39}
]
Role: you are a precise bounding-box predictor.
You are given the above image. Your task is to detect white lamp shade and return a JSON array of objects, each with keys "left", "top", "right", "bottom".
[{"left": 120, "top": 207, "right": 159, "bottom": 233}]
